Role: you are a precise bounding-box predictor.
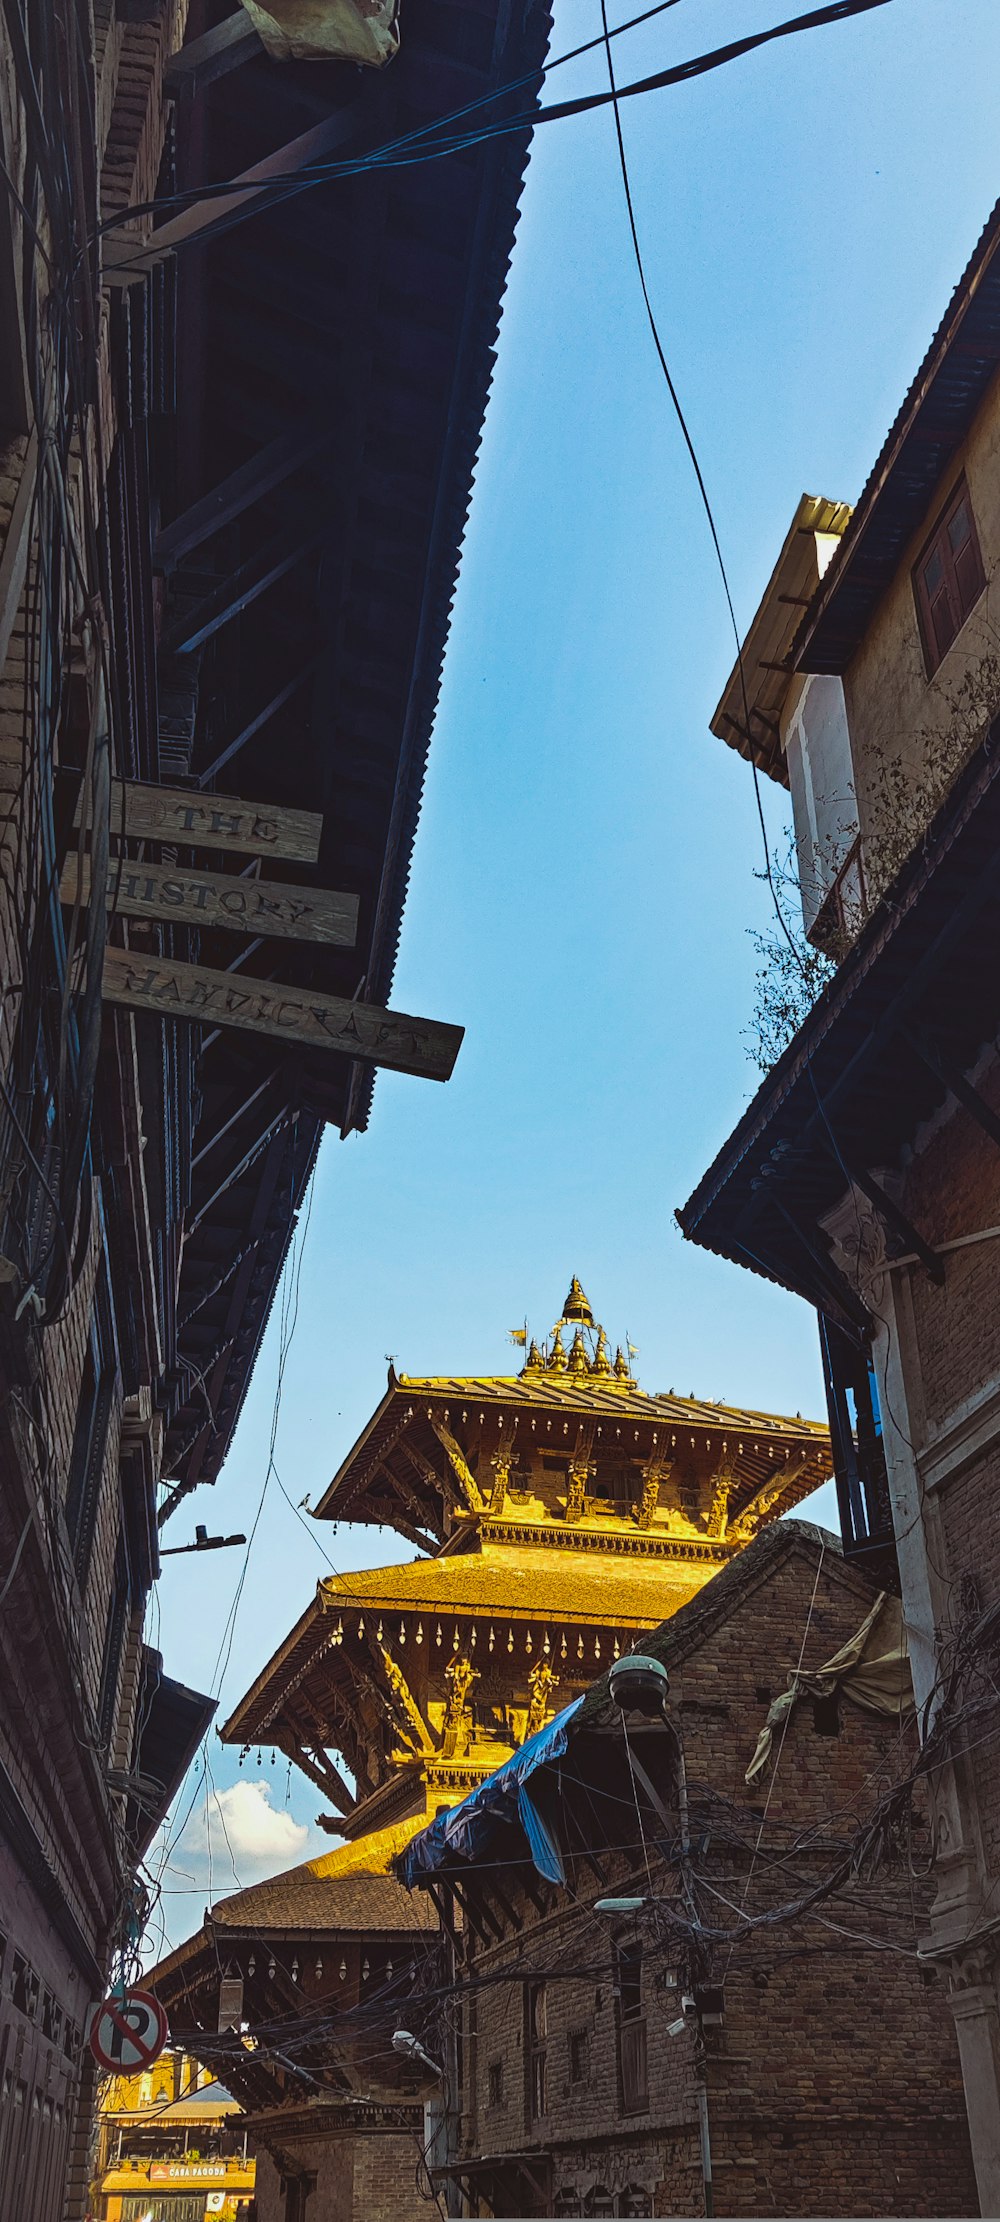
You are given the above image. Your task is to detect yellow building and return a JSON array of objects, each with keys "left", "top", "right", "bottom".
[
  {"left": 150, "top": 1286, "right": 830, "bottom": 2220},
  {"left": 93, "top": 2051, "right": 254, "bottom": 2222}
]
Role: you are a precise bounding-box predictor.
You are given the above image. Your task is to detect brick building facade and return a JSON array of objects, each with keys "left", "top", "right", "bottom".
[
  {"left": 0, "top": 10, "right": 212, "bottom": 2219},
  {"left": 401, "top": 1523, "right": 978, "bottom": 2218},
  {"left": 680, "top": 195, "right": 1000, "bottom": 2210}
]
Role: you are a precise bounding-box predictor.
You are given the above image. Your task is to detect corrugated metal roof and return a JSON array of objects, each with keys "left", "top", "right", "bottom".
[{"left": 797, "top": 196, "right": 1000, "bottom": 674}]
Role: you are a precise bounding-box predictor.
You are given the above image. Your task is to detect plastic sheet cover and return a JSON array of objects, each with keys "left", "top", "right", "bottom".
[{"left": 400, "top": 1698, "right": 584, "bottom": 1887}]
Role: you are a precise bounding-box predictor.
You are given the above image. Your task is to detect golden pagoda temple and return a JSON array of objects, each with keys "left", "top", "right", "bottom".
[
  {"left": 151, "top": 1285, "right": 831, "bottom": 2218},
  {"left": 221, "top": 1277, "right": 830, "bottom": 1859}
]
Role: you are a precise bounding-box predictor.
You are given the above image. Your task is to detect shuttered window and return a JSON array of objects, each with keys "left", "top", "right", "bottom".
[{"left": 914, "top": 479, "right": 986, "bottom": 674}]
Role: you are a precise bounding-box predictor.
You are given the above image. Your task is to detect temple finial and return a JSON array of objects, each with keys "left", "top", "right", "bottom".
[
  {"left": 522, "top": 1338, "right": 544, "bottom": 1377},
  {"left": 568, "top": 1328, "right": 589, "bottom": 1378},
  {"left": 613, "top": 1345, "right": 632, "bottom": 1383},
  {"left": 547, "top": 1324, "right": 568, "bottom": 1372},
  {"left": 591, "top": 1328, "right": 612, "bottom": 1378},
  {"left": 561, "top": 1276, "right": 594, "bottom": 1326}
]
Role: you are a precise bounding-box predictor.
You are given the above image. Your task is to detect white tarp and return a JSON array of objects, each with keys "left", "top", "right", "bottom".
[{"left": 746, "top": 1591, "right": 912, "bottom": 1783}]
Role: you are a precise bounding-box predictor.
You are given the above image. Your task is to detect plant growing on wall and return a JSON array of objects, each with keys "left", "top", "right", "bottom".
[{"left": 745, "top": 841, "right": 836, "bottom": 1073}]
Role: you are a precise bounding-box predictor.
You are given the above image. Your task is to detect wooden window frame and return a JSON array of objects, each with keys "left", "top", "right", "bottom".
[
  {"left": 913, "top": 476, "right": 986, "bottom": 676},
  {"left": 616, "top": 1943, "right": 648, "bottom": 2115},
  {"left": 525, "top": 1981, "right": 547, "bottom": 2125}
]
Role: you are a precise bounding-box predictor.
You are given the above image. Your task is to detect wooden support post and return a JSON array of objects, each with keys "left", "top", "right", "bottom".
[{"left": 428, "top": 1417, "right": 484, "bottom": 1513}]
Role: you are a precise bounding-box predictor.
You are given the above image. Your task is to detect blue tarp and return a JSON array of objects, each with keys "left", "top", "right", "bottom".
[{"left": 399, "top": 1697, "right": 584, "bottom": 1887}]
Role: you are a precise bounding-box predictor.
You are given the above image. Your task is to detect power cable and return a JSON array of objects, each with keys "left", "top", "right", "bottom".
[{"left": 96, "top": 0, "right": 898, "bottom": 268}]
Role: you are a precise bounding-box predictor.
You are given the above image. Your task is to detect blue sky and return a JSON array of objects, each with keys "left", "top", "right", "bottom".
[{"left": 146, "top": 0, "right": 1000, "bottom": 1956}]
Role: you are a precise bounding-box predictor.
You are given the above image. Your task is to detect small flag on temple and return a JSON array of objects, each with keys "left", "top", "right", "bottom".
[{"left": 509, "top": 1328, "right": 527, "bottom": 1347}]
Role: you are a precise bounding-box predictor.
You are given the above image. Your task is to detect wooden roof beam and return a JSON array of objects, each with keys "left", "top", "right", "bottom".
[
  {"left": 276, "top": 1725, "right": 355, "bottom": 1817},
  {"left": 728, "top": 1453, "right": 814, "bottom": 1542},
  {"left": 160, "top": 519, "right": 328, "bottom": 657},
  {"left": 380, "top": 1453, "right": 443, "bottom": 1545},
  {"left": 155, "top": 427, "right": 332, "bottom": 574},
  {"left": 104, "top": 102, "right": 367, "bottom": 282},
  {"left": 402, "top": 1439, "right": 465, "bottom": 1520},
  {"left": 164, "top": 11, "right": 264, "bottom": 96}
]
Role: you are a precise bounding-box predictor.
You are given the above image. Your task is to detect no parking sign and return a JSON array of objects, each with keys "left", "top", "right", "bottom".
[{"left": 87, "top": 1986, "right": 168, "bottom": 2073}]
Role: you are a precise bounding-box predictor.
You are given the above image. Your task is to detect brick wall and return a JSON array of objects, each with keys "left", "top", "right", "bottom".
[
  {"left": 455, "top": 1536, "right": 978, "bottom": 2218},
  {"left": 250, "top": 2124, "right": 430, "bottom": 2222}
]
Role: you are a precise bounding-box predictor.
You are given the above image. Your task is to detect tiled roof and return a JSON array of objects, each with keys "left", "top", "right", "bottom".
[
  {"left": 210, "top": 1822, "right": 435, "bottom": 1936},
  {"left": 315, "top": 1373, "right": 829, "bottom": 1526},
  {"left": 797, "top": 195, "right": 1000, "bottom": 673},
  {"left": 393, "top": 1372, "right": 826, "bottom": 1438},
  {"left": 221, "top": 1548, "right": 717, "bottom": 1743},
  {"left": 316, "top": 1546, "right": 713, "bottom": 1625}
]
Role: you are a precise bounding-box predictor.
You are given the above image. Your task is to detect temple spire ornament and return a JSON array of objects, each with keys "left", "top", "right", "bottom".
[
  {"left": 568, "top": 1328, "right": 589, "bottom": 1379},
  {"left": 591, "top": 1328, "right": 612, "bottom": 1378},
  {"left": 561, "top": 1276, "right": 594, "bottom": 1325},
  {"left": 547, "top": 1324, "right": 568, "bottom": 1372}
]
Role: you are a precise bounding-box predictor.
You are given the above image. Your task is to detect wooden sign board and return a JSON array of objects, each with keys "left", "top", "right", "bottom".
[
  {"left": 75, "top": 776, "right": 321, "bottom": 864},
  {"left": 62, "top": 855, "right": 358, "bottom": 949},
  {"left": 102, "top": 948, "right": 463, "bottom": 1083}
]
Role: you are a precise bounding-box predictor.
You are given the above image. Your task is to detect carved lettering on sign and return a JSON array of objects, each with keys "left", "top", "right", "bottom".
[
  {"left": 62, "top": 854, "right": 358, "bottom": 947},
  {"left": 102, "top": 948, "right": 463, "bottom": 1081},
  {"left": 75, "top": 776, "right": 322, "bottom": 862}
]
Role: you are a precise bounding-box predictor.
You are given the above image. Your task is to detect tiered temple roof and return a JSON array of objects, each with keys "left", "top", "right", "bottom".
[
  {"left": 153, "top": 1286, "right": 832, "bottom": 2082},
  {"left": 220, "top": 1283, "right": 830, "bottom": 1838}
]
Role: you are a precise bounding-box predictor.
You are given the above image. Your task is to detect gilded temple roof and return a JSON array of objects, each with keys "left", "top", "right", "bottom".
[
  {"left": 315, "top": 1277, "right": 829, "bottom": 1534},
  {"left": 221, "top": 1543, "right": 712, "bottom": 1746}
]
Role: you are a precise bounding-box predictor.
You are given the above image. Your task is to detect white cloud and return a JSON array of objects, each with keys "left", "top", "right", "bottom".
[{"left": 180, "top": 1779, "right": 311, "bottom": 1889}]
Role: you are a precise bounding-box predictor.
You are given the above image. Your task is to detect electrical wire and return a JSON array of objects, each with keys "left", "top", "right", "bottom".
[{"left": 96, "top": 0, "right": 899, "bottom": 274}]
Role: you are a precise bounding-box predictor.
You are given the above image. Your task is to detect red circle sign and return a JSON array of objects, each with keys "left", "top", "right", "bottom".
[{"left": 88, "top": 1987, "right": 168, "bottom": 2073}]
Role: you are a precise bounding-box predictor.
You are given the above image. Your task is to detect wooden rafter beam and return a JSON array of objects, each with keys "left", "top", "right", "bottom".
[
  {"left": 729, "top": 1453, "right": 814, "bottom": 1540},
  {"left": 186, "top": 1107, "right": 292, "bottom": 1238},
  {"left": 192, "top": 1071, "right": 281, "bottom": 1171},
  {"left": 903, "top": 1025, "right": 1000, "bottom": 1152},
  {"left": 155, "top": 427, "right": 332, "bottom": 573},
  {"left": 104, "top": 103, "right": 364, "bottom": 281},
  {"left": 165, "top": 12, "right": 263, "bottom": 95},
  {"left": 379, "top": 1454, "right": 442, "bottom": 1544},
  {"left": 160, "top": 521, "right": 328, "bottom": 657},
  {"left": 401, "top": 1439, "right": 464, "bottom": 1519},
  {"left": 277, "top": 1722, "right": 355, "bottom": 1817}
]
